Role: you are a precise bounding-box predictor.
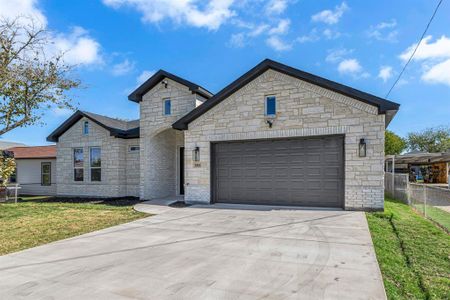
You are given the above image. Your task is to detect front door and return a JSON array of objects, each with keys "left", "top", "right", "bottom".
[{"left": 179, "top": 147, "right": 185, "bottom": 195}]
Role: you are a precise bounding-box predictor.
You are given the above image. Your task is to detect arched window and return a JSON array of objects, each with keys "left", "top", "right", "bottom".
[{"left": 83, "top": 121, "right": 89, "bottom": 135}]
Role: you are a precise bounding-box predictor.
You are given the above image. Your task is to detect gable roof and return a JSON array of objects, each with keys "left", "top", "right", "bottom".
[
  {"left": 7, "top": 145, "right": 56, "bottom": 159},
  {"left": 47, "top": 110, "right": 139, "bottom": 142},
  {"left": 128, "top": 69, "right": 213, "bottom": 102},
  {"left": 173, "top": 59, "right": 400, "bottom": 130}
]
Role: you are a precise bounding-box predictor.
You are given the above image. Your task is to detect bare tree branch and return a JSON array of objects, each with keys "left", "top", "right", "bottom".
[{"left": 0, "top": 16, "right": 80, "bottom": 136}]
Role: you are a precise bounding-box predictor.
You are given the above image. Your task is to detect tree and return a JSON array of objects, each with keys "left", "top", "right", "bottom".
[
  {"left": 0, "top": 150, "right": 15, "bottom": 188},
  {"left": 0, "top": 17, "right": 80, "bottom": 136},
  {"left": 385, "top": 130, "right": 406, "bottom": 155},
  {"left": 407, "top": 126, "right": 450, "bottom": 153}
]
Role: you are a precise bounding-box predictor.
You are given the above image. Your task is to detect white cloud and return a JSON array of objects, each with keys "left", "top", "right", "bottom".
[
  {"left": 399, "top": 35, "right": 450, "bottom": 61},
  {"left": 112, "top": 59, "right": 135, "bottom": 76},
  {"left": 229, "top": 32, "right": 245, "bottom": 47},
  {"left": 0, "top": 0, "right": 47, "bottom": 27},
  {"left": 268, "top": 19, "right": 290, "bottom": 35},
  {"left": 103, "top": 0, "right": 236, "bottom": 30},
  {"left": 248, "top": 24, "right": 269, "bottom": 37},
  {"left": 297, "top": 29, "right": 320, "bottom": 43},
  {"left": 337, "top": 58, "right": 369, "bottom": 79},
  {"left": 52, "top": 107, "right": 72, "bottom": 117},
  {"left": 378, "top": 66, "right": 393, "bottom": 82},
  {"left": 312, "top": 2, "right": 348, "bottom": 25},
  {"left": 338, "top": 59, "right": 361, "bottom": 74},
  {"left": 265, "top": 0, "right": 287, "bottom": 15},
  {"left": 51, "top": 27, "right": 102, "bottom": 66},
  {"left": 325, "top": 48, "right": 353, "bottom": 63},
  {"left": 0, "top": 0, "right": 102, "bottom": 67},
  {"left": 322, "top": 28, "right": 341, "bottom": 40},
  {"left": 266, "top": 36, "right": 292, "bottom": 51},
  {"left": 137, "top": 70, "right": 156, "bottom": 85},
  {"left": 367, "top": 19, "right": 398, "bottom": 42},
  {"left": 399, "top": 35, "right": 450, "bottom": 86},
  {"left": 422, "top": 59, "right": 450, "bottom": 86}
]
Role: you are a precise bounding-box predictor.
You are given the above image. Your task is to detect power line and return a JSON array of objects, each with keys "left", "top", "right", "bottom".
[{"left": 385, "top": 0, "right": 444, "bottom": 99}]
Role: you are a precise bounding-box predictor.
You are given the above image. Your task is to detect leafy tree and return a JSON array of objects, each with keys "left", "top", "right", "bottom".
[
  {"left": 0, "top": 150, "right": 15, "bottom": 188},
  {"left": 0, "top": 17, "right": 80, "bottom": 136},
  {"left": 385, "top": 130, "right": 406, "bottom": 155},
  {"left": 407, "top": 126, "right": 450, "bottom": 153}
]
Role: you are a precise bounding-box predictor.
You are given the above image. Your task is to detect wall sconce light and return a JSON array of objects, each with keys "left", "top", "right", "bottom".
[
  {"left": 192, "top": 146, "right": 200, "bottom": 162},
  {"left": 359, "top": 138, "right": 367, "bottom": 157},
  {"left": 265, "top": 119, "right": 274, "bottom": 128}
]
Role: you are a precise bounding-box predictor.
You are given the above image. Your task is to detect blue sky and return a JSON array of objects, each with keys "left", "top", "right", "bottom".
[{"left": 1, "top": 0, "right": 449, "bottom": 145}]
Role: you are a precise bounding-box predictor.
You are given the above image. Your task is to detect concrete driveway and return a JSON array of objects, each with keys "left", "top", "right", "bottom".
[{"left": 0, "top": 201, "right": 386, "bottom": 300}]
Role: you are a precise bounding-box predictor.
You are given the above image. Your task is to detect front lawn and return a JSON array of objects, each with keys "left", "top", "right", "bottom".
[
  {"left": 0, "top": 197, "right": 148, "bottom": 255},
  {"left": 367, "top": 198, "right": 450, "bottom": 300}
]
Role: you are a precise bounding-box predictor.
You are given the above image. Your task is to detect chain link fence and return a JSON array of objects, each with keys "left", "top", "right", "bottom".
[{"left": 385, "top": 172, "right": 450, "bottom": 231}]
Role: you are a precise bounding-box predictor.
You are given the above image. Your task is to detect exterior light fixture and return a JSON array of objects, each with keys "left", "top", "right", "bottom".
[
  {"left": 192, "top": 146, "right": 200, "bottom": 162},
  {"left": 359, "top": 138, "right": 367, "bottom": 157}
]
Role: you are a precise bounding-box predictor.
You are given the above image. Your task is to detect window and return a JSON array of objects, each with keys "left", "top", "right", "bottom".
[
  {"left": 129, "top": 145, "right": 140, "bottom": 152},
  {"left": 164, "top": 99, "right": 171, "bottom": 115},
  {"left": 41, "top": 162, "right": 51, "bottom": 186},
  {"left": 90, "top": 147, "right": 101, "bottom": 182},
  {"left": 265, "top": 96, "right": 276, "bottom": 116},
  {"left": 83, "top": 121, "right": 89, "bottom": 135},
  {"left": 73, "top": 148, "right": 84, "bottom": 181},
  {"left": 9, "top": 168, "right": 17, "bottom": 183}
]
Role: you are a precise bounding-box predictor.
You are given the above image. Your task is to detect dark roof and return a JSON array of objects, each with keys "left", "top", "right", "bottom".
[
  {"left": 7, "top": 145, "right": 56, "bottom": 159},
  {"left": 128, "top": 70, "right": 213, "bottom": 102},
  {"left": 173, "top": 59, "right": 400, "bottom": 130},
  {"left": 47, "top": 111, "right": 139, "bottom": 142}
]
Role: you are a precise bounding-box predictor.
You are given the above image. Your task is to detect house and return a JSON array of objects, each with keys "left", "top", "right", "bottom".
[
  {"left": 47, "top": 59, "right": 400, "bottom": 210},
  {"left": 6, "top": 145, "right": 57, "bottom": 195},
  {"left": 386, "top": 152, "right": 450, "bottom": 184}
]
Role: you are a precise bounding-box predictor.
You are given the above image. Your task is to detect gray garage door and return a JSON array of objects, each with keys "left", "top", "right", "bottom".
[{"left": 212, "top": 135, "right": 344, "bottom": 207}]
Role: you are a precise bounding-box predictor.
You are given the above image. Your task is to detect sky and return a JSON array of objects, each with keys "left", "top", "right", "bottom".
[{"left": 0, "top": 0, "right": 449, "bottom": 145}]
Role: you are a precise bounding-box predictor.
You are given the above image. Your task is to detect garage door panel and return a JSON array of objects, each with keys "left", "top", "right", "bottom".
[{"left": 213, "top": 135, "right": 344, "bottom": 207}]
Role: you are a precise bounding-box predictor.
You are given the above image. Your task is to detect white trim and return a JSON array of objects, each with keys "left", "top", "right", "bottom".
[
  {"left": 73, "top": 147, "right": 84, "bottom": 182},
  {"left": 89, "top": 147, "right": 101, "bottom": 182},
  {"left": 163, "top": 98, "right": 171, "bottom": 116},
  {"left": 265, "top": 95, "right": 276, "bottom": 116}
]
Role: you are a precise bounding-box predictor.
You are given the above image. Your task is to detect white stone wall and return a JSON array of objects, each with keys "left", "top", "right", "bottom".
[
  {"left": 56, "top": 117, "right": 138, "bottom": 198},
  {"left": 184, "top": 69, "right": 386, "bottom": 210},
  {"left": 126, "top": 139, "right": 140, "bottom": 197},
  {"left": 139, "top": 78, "right": 193, "bottom": 199}
]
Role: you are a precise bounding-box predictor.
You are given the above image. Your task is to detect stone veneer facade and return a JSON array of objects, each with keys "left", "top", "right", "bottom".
[
  {"left": 139, "top": 78, "right": 205, "bottom": 200},
  {"left": 184, "top": 69, "right": 385, "bottom": 210},
  {"left": 56, "top": 117, "right": 140, "bottom": 197},
  {"left": 53, "top": 67, "right": 389, "bottom": 210}
]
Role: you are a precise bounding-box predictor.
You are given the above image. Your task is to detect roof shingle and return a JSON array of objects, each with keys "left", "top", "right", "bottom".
[{"left": 7, "top": 145, "right": 56, "bottom": 159}]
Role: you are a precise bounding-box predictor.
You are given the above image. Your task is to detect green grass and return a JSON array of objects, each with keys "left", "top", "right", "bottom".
[
  {"left": 367, "top": 198, "right": 450, "bottom": 300},
  {"left": 0, "top": 196, "right": 148, "bottom": 255},
  {"left": 413, "top": 204, "right": 450, "bottom": 232}
]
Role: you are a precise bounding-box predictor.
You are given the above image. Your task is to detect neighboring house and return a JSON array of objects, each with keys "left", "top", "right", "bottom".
[
  {"left": 48, "top": 59, "right": 400, "bottom": 210},
  {"left": 7, "top": 146, "right": 57, "bottom": 195},
  {"left": 0, "top": 140, "right": 26, "bottom": 150}
]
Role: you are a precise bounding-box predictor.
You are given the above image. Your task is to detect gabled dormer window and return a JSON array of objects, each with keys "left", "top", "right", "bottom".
[
  {"left": 83, "top": 121, "right": 89, "bottom": 135},
  {"left": 164, "top": 99, "right": 171, "bottom": 115}
]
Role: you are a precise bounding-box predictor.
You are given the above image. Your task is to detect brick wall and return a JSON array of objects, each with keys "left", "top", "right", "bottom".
[{"left": 184, "top": 69, "right": 386, "bottom": 210}]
